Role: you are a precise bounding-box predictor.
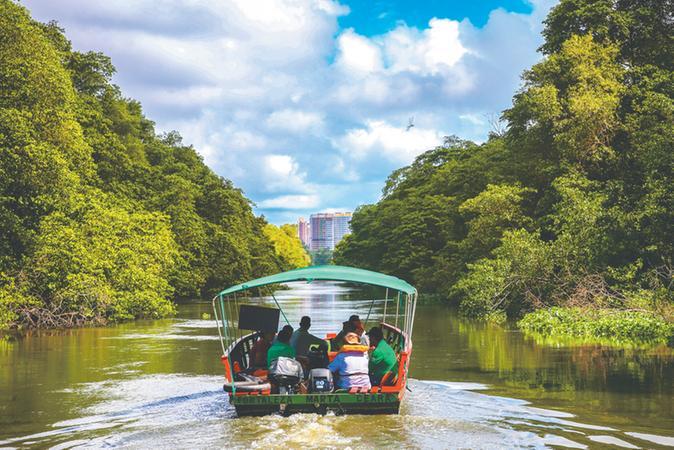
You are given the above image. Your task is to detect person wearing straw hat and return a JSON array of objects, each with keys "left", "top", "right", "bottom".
[{"left": 327, "top": 332, "right": 371, "bottom": 390}]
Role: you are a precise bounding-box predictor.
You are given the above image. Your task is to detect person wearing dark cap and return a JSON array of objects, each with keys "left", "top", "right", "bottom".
[
  {"left": 349, "top": 314, "right": 369, "bottom": 347},
  {"left": 367, "top": 326, "right": 397, "bottom": 385},
  {"left": 290, "top": 316, "right": 323, "bottom": 357}
]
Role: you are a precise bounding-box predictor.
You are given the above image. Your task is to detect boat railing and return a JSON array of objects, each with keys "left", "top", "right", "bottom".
[
  {"left": 219, "top": 331, "right": 261, "bottom": 382},
  {"left": 381, "top": 322, "right": 410, "bottom": 354}
]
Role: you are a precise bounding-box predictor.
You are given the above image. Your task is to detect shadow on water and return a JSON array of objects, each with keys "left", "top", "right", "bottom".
[{"left": 1, "top": 281, "right": 673, "bottom": 449}]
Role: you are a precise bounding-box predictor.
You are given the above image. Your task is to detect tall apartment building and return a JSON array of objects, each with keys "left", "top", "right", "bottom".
[
  {"left": 297, "top": 217, "right": 310, "bottom": 247},
  {"left": 332, "top": 212, "right": 352, "bottom": 246},
  {"left": 308, "top": 212, "right": 352, "bottom": 251}
]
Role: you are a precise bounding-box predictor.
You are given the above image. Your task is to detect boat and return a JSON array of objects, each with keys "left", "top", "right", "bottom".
[{"left": 212, "top": 265, "right": 418, "bottom": 416}]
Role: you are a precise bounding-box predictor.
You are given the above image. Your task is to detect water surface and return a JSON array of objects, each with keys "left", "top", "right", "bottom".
[{"left": 1, "top": 282, "right": 673, "bottom": 449}]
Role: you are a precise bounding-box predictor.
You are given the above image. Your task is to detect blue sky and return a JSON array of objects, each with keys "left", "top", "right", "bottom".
[
  {"left": 340, "top": 0, "right": 533, "bottom": 32},
  {"left": 24, "top": 0, "right": 556, "bottom": 224}
]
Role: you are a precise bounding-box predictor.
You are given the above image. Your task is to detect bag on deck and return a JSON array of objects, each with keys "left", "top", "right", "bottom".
[{"left": 268, "top": 356, "right": 303, "bottom": 386}]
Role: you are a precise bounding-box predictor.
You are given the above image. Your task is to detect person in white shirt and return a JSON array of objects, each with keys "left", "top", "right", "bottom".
[{"left": 327, "top": 332, "right": 371, "bottom": 389}]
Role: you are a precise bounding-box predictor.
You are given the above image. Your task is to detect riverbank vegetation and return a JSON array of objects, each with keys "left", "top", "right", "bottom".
[
  {"left": 519, "top": 308, "right": 674, "bottom": 346},
  {"left": 263, "top": 224, "right": 311, "bottom": 269},
  {"left": 335, "top": 0, "right": 673, "bottom": 345},
  {"left": 0, "top": 1, "right": 301, "bottom": 331},
  {"left": 309, "top": 248, "right": 334, "bottom": 266}
]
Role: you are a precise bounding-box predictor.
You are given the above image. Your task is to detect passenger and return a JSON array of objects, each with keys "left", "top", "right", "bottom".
[
  {"left": 328, "top": 332, "right": 371, "bottom": 390},
  {"left": 267, "top": 325, "right": 295, "bottom": 368},
  {"left": 290, "top": 316, "right": 323, "bottom": 357},
  {"left": 249, "top": 330, "right": 275, "bottom": 369},
  {"left": 367, "top": 327, "right": 398, "bottom": 386},
  {"left": 349, "top": 314, "right": 369, "bottom": 347},
  {"left": 332, "top": 320, "right": 357, "bottom": 351}
]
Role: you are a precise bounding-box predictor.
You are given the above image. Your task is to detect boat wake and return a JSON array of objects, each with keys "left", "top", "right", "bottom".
[{"left": 1, "top": 376, "right": 672, "bottom": 449}]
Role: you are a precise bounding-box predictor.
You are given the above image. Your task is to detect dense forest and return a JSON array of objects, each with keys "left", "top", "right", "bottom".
[
  {"left": 336, "top": 0, "right": 673, "bottom": 342},
  {"left": 0, "top": 1, "right": 309, "bottom": 331}
]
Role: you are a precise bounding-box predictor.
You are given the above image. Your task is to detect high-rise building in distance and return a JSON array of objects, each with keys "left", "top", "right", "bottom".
[
  {"left": 297, "top": 217, "right": 310, "bottom": 247},
  {"left": 332, "top": 212, "right": 352, "bottom": 247},
  {"left": 304, "top": 212, "right": 352, "bottom": 251}
]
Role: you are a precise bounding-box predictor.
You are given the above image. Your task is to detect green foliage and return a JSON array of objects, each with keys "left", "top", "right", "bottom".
[
  {"left": 519, "top": 307, "right": 674, "bottom": 346},
  {"left": 541, "top": 0, "right": 673, "bottom": 70},
  {"left": 310, "top": 248, "right": 334, "bottom": 266},
  {"left": 263, "top": 224, "right": 310, "bottom": 269},
  {"left": 0, "top": 1, "right": 283, "bottom": 330},
  {"left": 336, "top": 0, "right": 673, "bottom": 341},
  {"left": 505, "top": 34, "right": 623, "bottom": 165},
  {"left": 458, "top": 229, "right": 554, "bottom": 318},
  {"left": 459, "top": 183, "right": 535, "bottom": 257},
  {"left": 26, "top": 191, "right": 178, "bottom": 322}
]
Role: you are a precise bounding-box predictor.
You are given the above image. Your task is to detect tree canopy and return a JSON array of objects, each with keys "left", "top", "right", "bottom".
[{"left": 263, "top": 224, "right": 311, "bottom": 269}]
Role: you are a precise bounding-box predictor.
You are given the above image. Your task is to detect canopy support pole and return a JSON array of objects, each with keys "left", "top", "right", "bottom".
[
  {"left": 234, "top": 292, "right": 240, "bottom": 341},
  {"left": 364, "top": 295, "right": 375, "bottom": 330},
  {"left": 213, "top": 294, "right": 225, "bottom": 355},
  {"left": 271, "top": 293, "right": 291, "bottom": 326},
  {"left": 395, "top": 292, "right": 400, "bottom": 328},
  {"left": 383, "top": 288, "right": 388, "bottom": 324},
  {"left": 219, "top": 294, "right": 229, "bottom": 347},
  {"left": 405, "top": 293, "right": 411, "bottom": 337},
  {"left": 225, "top": 293, "right": 233, "bottom": 347}
]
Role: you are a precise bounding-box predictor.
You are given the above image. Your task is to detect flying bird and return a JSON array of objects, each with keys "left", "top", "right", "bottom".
[{"left": 406, "top": 117, "right": 415, "bottom": 131}]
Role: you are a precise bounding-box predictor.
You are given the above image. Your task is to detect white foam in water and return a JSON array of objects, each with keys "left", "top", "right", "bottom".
[
  {"left": 172, "top": 319, "right": 217, "bottom": 329},
  {"left": 420, "top": 379, "right": 489, "bottom": 391},
  {"left": 3, "top": 371, "right": 670, "bottom": 450},
  {"left": 555, "top": 419, "right": 616, "bottom": 431},
  {"left": 103, "top": 332, "right": 220, "bottom": 341},
  {"left": 625, "top": 432, "right": 674, "bottom": 447},
  {"left": 543, "top": 434, "right": 588, "bottom": 449},
  {"left": 588, "top": 435, "right": 641, "bottom": 448},
  {"left": 410, "top": 378, "right": 628, "bottom": 448},
  {"left": 524, "top": 406, "right": 575, "bottom": 419}
]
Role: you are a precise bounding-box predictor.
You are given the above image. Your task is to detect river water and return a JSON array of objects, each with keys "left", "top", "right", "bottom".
[{"left": 1, "top": 282, "right": 673, "bottom": 449}]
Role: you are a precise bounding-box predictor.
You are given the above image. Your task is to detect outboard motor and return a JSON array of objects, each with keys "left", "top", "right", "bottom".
[
  {"left": 307, "top": 343, "right": 329, "bottom": 370},
  {"left": 268, "top": 357, "right": 304, "bottom": 394},
  {"left": 308, "top": 368, "right": 333, "bottom": 393}
]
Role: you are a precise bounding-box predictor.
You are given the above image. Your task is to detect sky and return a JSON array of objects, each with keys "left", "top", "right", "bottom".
[{"left": 23, "top": 0, "right": 557, "bottom": 224}]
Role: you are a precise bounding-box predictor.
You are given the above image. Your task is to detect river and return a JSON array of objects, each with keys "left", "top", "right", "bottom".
[{"left": 1, "top": 282, "right": 673, "bottom": 449}]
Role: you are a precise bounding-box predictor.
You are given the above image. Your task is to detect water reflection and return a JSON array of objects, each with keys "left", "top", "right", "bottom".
[{"left": 1, "top": 281, "right": 673, "bottom": 449}]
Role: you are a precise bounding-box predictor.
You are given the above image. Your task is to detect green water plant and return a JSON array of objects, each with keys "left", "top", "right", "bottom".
[{"left": 518, "top": 307, "right": 674, "bottom": 346}]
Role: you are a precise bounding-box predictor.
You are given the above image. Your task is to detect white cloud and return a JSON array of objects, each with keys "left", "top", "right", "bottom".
[
  {"left": 261, "top": 154, "right": 314, "bottom": 194},
  {"left": 266, "top": 109, "right": 324, "bottom": 133},
  {"left": 459, "top": 113, "right": 486, "bottom": 126},
  {"left": 335, "top": 120, "right": 444, "bottom": 165},
  {"left": 335, "top": 29, "right": 384, "bottom": 74},
  {"left": 257, "top": 194, "right": 320, "bottom": 210},
  {"left": 383, "top": 18, "right": 468, "bottom": 74},
  {"left": 335, "top": 18, "right": 467, "bottom": 77}
]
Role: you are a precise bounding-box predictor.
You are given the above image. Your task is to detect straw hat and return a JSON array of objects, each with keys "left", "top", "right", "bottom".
[{"left": 344, "top": 332, "right": 360, "bottom": 345}]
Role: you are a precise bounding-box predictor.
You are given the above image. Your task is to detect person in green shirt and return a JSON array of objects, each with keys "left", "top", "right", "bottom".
[
  {"left": 367, "top": 326, "right": 398, "bottom": 385},
  {"left": 267, "top": 325, "right": 296, "bottom": 368}
]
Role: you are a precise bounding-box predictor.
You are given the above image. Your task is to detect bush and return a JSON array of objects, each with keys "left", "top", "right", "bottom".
[{"left": 518, "top": 307, "right": 674, "bottom": 345}]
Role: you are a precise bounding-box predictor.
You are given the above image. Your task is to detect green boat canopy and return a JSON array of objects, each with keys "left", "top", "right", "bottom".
[{"left": 218, "top": 265, "right": 417, "bottom": 296}]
